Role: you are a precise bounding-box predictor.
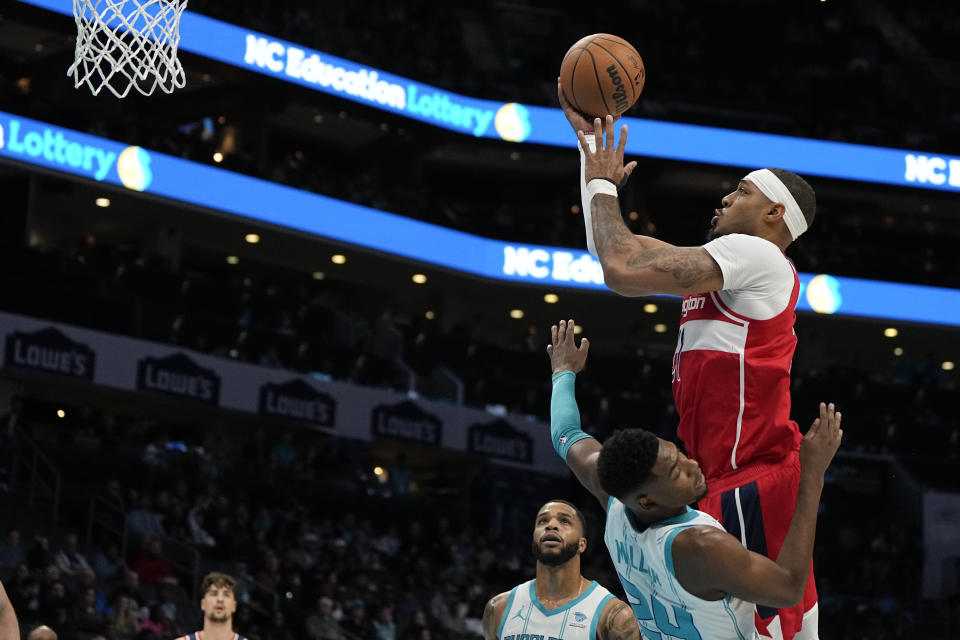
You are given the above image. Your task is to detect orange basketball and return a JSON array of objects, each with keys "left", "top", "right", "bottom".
[{"left": 559, "top": 34, "right": 645, "bottom": 119}]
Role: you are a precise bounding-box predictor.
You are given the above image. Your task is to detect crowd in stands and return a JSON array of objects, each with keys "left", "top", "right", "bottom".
[{"left": 0, "top": 242, "right": 957, "bottom": 489}]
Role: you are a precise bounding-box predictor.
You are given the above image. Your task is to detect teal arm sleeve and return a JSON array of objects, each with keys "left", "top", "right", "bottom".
[{"left": 550, "top": 370, "right": 594, "bottom": 461}]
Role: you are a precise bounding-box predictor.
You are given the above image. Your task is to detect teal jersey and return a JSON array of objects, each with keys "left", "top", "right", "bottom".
[
  {"left": 498, "top": 579, "right": 615, "bottom": 640},
  {"left": 604, "top": 499, "right": 759, "bottom": 640}
]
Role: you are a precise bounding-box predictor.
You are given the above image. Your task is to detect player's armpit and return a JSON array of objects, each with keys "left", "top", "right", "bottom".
[
  {"left": 564, "top": 438, "right": 610, "bottom": 509},
  {"left": 598, "top": 599, "right": 640, "bottom": 640},
  {"left": 482, "top": 592, "right": 510, "bottom": 640},
  {"left": 671, "top": 527, "right": 806, "bottom": 608},
  {"left": 603, "top": 245, "right": 724, "bottom": 297}
]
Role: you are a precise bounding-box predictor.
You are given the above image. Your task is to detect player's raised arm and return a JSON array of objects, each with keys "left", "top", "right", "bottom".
[
  {"left": 572, "top": 113, "right": 724, "bottom": 298},
  {"left": 547, "top": 319, "right": 609, "bottom": 508},
  {"left": 481, "top": 591, "right": 510, "bottom": 640},
  {"left": 671, "top": 402, "right": 843, "bottom": 607}
]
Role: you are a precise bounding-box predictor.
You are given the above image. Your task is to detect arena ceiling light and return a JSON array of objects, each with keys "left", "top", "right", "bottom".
[
  {"left": 543, "top": 293, "right": 559, "bottom": 304},
  {"left": 331, "top": 254, "right": 346, "bottom": 265},
  {"left": 425, "top": 310, "right": 435, "bottom": 319},
  {"left": 311, "top": 271, "right": 325, "bottom": 280},
  {"left": 643, "top": 303, "right": 658, "bottom": 314},
  {"left": 654, "top": 323, "right": 668, "bottom": 333},
  {"left": 412, "top": 273, "right": 427, "bottom": 284},
  {"left": 943, "top": 361, "right": 956, "bottom": 371},
  {"left": 893, "top": 347, "right": 904, "bottom": 356},
  {"left": 244, "top": 233, "right": 260, "bottom": 244},
  {"left": 213, "top": 152, "right": 224, "bottom": 163},
  {"left": 510, "top": 309, "right": 525, "bottom": 319},
  {"left": 883, "top": 327, "right": 899, "bottom": 338},
  {"left": 225, "top": 255, "right": 239, "bottom": 265},
  {"left": 95, "top": 197, "right": 110, "bottom": 207}
]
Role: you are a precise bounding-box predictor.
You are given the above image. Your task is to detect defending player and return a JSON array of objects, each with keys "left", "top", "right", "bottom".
[
  {"left": 176, "top": 572, "right": 247, "bottom": 640},
  {"left": 547, "top": 319, "right": 841, "bottom": 640},
  {"left": 559, "top": 82, "right": 819, "bottom": 640},
  {"left": 483, "top": 499, "right": 639, "bottom": 640}
]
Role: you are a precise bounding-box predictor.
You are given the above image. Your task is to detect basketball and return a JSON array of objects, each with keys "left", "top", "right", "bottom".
[{"left": 559, "top": 34, "right": 645, "bottom": 119}]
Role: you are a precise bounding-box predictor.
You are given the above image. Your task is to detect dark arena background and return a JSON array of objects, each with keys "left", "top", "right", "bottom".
[{"left": 0, "top": 1, "right": 958, "bottom": 638}]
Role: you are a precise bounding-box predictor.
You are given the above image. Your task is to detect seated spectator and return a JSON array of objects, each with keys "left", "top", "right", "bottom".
[
  {"left": 26, "top": 536, "right": 54, "bottom": 571},
  {"left": 372, "top": 604, "right": 397, "bottom": 640},
  {"left": 129, "top": 538, "right": 177, "bottom": 586},
  {"left": 74, "top": 586, "right": 106, "bottom": 639},
  {"left": 39, "top": 580, "right": 70, "bottom": 634},
  {"left": 90, "top": 542, "right": 126, "bottom": 583},
  {"left": 126, "top": 496, "right": 165, "bottom": 543},
  {"left": 305, "top": 596, "right": 345, "bottom": 640},
  {"left": 0, "top": 529, "right": 25, "bottom": 573},
  {"left": 54, "top": 532, "right": 92, "bottom": 579},
  {"left": 106, "top": 595, "right": 141, "bottom": 640},
  {"left": 139, "top": 603, "right": 174, "bottom": 637},
  {"left": 340, "top": 601, "right": 372, "bottom": 639}
]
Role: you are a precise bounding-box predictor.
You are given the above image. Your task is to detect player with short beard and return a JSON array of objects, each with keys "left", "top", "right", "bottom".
[
  {"left": 177, "top": 572, "right": 247, "bottom": 640},
  {"left": 483, "top": 500, "right": 638, "bottom": 640}
]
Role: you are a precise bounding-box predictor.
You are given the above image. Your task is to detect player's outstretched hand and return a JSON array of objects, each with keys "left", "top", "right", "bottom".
[
  {"left": 799, "top": 402, "right": 843, "bottom": 478},
  {"left": 548, "top": 319, "right": 590, "bottom": 376},
  {"left": 576, "top": 115, "right": 638, "bottom": 190}
]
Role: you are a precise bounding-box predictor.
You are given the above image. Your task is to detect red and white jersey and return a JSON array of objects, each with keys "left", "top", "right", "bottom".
[{"left": 672, "top": 234, "right": 802, "bottom": 481}]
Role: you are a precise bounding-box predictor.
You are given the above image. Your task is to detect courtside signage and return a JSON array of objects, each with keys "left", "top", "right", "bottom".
[
  {"left": 16, "top": 0, "right": 960, "bottom": 192},
  {"left": 1, "top": 109, "right": 958, "bottom": 327}
]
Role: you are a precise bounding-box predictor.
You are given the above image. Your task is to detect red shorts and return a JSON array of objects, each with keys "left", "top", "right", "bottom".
[{"left": 697, "top": 450, "right": 818, "bottom": 640}]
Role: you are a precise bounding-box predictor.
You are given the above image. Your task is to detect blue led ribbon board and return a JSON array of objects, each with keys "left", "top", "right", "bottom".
[{"left": 1, "top": 110, "right": 958, "bottom": 326}]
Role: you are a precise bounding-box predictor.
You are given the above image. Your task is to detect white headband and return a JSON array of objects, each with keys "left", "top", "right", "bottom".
[{"left": 743, "top": 169, "right": 807, "bottom": 241}]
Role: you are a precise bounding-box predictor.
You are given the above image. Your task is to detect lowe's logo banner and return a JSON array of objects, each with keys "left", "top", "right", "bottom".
[{"left": 0, "top": 114, "right": 153, "bottom": 190}]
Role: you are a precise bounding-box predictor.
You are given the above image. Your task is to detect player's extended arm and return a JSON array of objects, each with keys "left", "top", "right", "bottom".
[
  {"left": 0, "top": 581, "right": 20, "bottom": 640},
  {"left": 547, "top": 320, "right": 609, "bottom": 508},
  {"left": 576, "top": 117, "right": 723, "bottom": 297},
  {"left": 482, "top": 592, "right": 510, "bottom": 640},
  {"left": 597, "top": 599, "right": 640, "bottom": 640},
  {"left": 672, "top": 403, "right": 843, "bottom": 607}
]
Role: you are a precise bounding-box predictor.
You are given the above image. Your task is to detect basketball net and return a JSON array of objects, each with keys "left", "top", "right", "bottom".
[{"left": 68, "top": 0, "right": 188, "bottom": 98}]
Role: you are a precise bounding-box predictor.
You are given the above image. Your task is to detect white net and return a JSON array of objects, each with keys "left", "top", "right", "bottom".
[{"left": 68, "top": 0, "right": 188, "bottom": 98}]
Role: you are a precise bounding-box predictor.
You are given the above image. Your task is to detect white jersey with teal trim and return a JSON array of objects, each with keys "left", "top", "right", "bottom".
[
  {"left": 498, "top": 579, "right": 615, "bottom": 640},
  {"left": 603, "top": 499, "right": 759, "bottom": 640}
]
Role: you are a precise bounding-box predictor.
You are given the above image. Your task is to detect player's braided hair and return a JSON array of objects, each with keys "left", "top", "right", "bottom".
[
  {"left": 597, "top": 429, "right": 660, "bottom": 500},
  {"left": 769, "top": 168, "right": 817, "bottom": 230}
]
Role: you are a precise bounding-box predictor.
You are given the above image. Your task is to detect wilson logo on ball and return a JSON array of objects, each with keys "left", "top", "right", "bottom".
[{"left": 607, "top": 65, "right": 628, "bottom": 113}]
